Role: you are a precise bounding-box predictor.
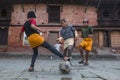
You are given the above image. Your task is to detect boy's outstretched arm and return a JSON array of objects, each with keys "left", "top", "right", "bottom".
[{"left": 19, "top": 26, "right": 24, "bottom": 42}]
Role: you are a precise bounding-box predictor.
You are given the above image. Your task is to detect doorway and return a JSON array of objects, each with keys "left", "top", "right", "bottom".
[{"left": 0, "top": 27, "right": 8, "bottom": 45}]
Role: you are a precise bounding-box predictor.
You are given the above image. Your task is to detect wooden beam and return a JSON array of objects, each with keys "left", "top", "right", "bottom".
[
  {"left": 71, "top": 0, "right": 72, "bottom": 4},
  {"left": 34, "top": 0, "right": 36, "bottom": 12},
  {"left": 22, "top": 3, "right": 24, "bottom": 12},
  {"left": 84, "top": 0, "right": 89, "bottom": 13},
  {"left": 112, "top": 0, "right": 119, "bottom": 11},
  {"left": 96, "top": 0, "right": 102, "bottom": 10}
]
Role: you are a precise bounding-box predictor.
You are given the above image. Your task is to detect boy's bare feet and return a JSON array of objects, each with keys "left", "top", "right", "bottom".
[{"left": 64, "top": 57, "right": 69, "bottom": 61}]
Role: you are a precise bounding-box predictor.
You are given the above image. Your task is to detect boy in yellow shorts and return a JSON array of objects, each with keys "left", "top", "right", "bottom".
[
  {"left": 19, "top": 11, "right": 69, "bottom": 72},
  {"left": 78, "top": 19, "right": 93, "bottom": 66}
]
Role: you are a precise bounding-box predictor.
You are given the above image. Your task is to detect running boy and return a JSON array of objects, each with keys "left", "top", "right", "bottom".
[
  {"left": 78, "top": 19, "right": 93, "bottom": 66},
  {"left": 19, "top": 11, "right": 69, "bottom": 72}
]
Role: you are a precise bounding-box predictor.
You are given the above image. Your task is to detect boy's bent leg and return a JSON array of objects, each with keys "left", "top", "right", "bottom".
[
  {"left": 78, "top": 47, "right": 85, "bottom": 64},
  {"left": 67, "top": 45, "right": 73, "bottom": 57},
  {"left": 84, "top": 40, "right": 92, "bottom": 66},
  {"left": 63, "top": 48, "right": 67, "bottom": 57},
  {"left": 85, "top": 50, "right": 89, "bottom": 63},
  {"left": 79, "top": 47, "right": 84, "bottom": 60}
]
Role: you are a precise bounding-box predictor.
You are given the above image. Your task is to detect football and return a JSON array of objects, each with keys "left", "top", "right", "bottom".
[{"left": 59, "top": 62, "right": 71, "bottom": 74}]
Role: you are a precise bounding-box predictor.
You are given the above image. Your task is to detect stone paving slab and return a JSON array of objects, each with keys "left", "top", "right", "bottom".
[
  {"left": 80, "top": 70, "right": 98, "bottom": 78},
  {"left": 0, "top": 78, "right": 28, "bottom": 80},
  {"left": 88, "top": 69, "right": 120, "bottom": 80},
  {"left": 83, "top": 78, "right": 103, "bottom": 80},
  {"left": 19, "top": 69, "right": 83, "bottom": 80},
  {"left": 0, "top": 58, "right": 120, "bottom": 80}
]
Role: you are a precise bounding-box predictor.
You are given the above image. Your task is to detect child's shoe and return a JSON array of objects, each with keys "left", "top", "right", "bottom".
[
  {"left": 78, "top": 60, "right": 84, "bottom": 64},
  {"left": 28, "top": 67, "right": 34, "bottom": 72},
  {"left": 84, "top": 62, "right": 89, "bottom": 66}
]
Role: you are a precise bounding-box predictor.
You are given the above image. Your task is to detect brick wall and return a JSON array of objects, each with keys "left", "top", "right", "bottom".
[
  {"left": 1, "top": 3, "right": 98, "bottom": 53},
  {"left": 11, "top": 4, "right": 97, "bottom": 26},
  {"left": 61, "top": 5, "right": 97, "bottom": 26}
]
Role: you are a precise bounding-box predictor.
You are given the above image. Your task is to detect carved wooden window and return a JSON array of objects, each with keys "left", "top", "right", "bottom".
[
  {"left": 103, "top": 9, "right": 110, "bottom": 18},
  {"left": 48, "top": 5, "right": 60, "bottom": 23},
  {"left": 118, "top": 11, "right": 120, "bottom": 19},
  {"left": 0, "top": 9, "right": 8, "bottom": 18},
  {"left": 1, "top": 9, "right": 7, "bottom": 17}
]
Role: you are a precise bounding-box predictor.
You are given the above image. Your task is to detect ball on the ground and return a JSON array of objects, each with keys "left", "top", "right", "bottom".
[{"left": 59, "top": 62, "right": 71, "bottom": 74}]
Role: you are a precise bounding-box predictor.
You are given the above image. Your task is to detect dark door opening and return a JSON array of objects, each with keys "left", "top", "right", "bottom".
[
  {"left": 0, "top": 27, "right": 8, "bottom": 45},
  {"left": 48, "top": 5, "right": 60, "bottom": 23},
  {"left": 0, "top": 7, "right": 11, "bottom": 46},
  {"left": 103, "top": 31, "right": 109, "bottom": 47}
]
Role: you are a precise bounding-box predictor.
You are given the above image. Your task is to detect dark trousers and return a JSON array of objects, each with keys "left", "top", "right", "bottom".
[{"left": 30, "top": 41, "right": 64, "bottom": 67}]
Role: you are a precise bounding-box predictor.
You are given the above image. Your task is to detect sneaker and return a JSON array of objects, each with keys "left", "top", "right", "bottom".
[
  {"left": 78, "top": 60, "right": 84, "bottom": 64},
  {"left": 28, "top": 67, "right": 34, "bottom": 72},
  {"left": 84, "top": 63, "right": 89, "bottom": 66}
]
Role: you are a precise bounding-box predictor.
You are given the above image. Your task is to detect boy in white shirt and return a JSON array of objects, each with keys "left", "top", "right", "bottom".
[
  {"left": 54, "top": 40, "right": 62, "bottom": 52},
  {"left": 54, "top": 40, "right": 62, "bottom": 61}
]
